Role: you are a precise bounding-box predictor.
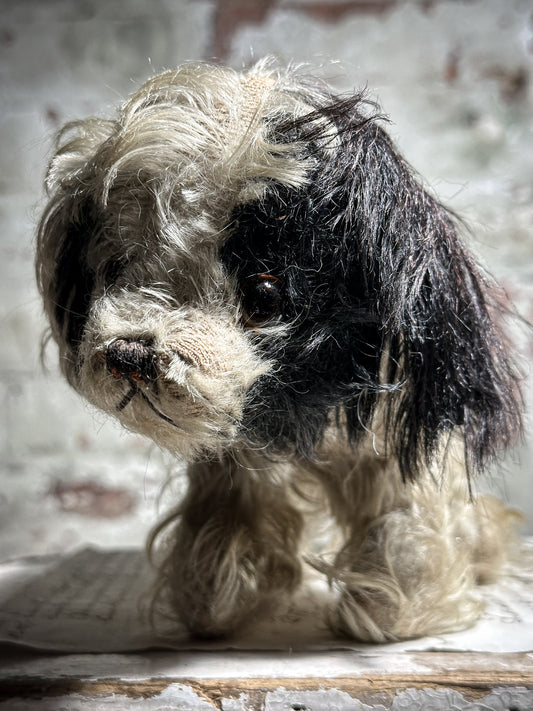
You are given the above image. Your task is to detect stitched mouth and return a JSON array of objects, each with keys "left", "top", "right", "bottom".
[
  {"left": 99, "top": 334, "right": 250, "bottom": 444},
  {"left": 116, "top": 376, "right": 183, "bottom": 430},
  {"left": 103, "top": 339, "right": 182, "bottom": 428}
]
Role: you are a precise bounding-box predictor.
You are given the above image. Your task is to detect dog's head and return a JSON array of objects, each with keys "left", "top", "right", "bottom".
[{"left": 36, "top": 59, "right": 522, "bottom": 475}]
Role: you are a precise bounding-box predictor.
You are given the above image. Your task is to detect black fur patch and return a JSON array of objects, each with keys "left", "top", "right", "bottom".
[
  {"left": 222, "top": 96, "right": 522, "bottom": 479},
  {"left": 222, "top": 181, "right": 383, "bottom": 458}
]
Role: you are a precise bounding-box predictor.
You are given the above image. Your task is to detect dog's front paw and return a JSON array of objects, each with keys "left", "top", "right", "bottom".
[
  {"left": 164, "top": 517, "right": 302, "bottom": 638},
  {"left": 329, "top": 571, "right": 406, "bottom": 643},
  {"left": 322, "top": 508, "right": 482, "bottom": 643}
]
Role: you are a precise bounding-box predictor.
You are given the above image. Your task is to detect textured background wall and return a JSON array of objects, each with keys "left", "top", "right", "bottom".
[{"left": 1, "top": 0, "right": 532, "bottom": 559}]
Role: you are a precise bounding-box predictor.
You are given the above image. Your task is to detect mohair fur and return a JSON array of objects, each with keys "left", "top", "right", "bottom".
[{"left": 36, "top": 58, "right": 522, "bottom": 642}]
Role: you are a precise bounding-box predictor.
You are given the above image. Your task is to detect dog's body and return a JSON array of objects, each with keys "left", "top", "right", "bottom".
[{"left": 36, "top": 60, "right": 522, "bottom": 642}]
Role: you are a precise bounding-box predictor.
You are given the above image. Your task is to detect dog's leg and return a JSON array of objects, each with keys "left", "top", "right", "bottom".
[
  {"left": 158, "top": 454, "right": 303, "bottom": 638},
  {"left": 329, "top": 493, "right": 482, "bottom": 643},
  {"left": 313, "top": 450, "right": 516, "bottom": 643}
]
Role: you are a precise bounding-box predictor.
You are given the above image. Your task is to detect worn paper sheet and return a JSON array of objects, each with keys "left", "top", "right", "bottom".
[{"left": 0, "top": 542, "right": 532, "bottom": 653}]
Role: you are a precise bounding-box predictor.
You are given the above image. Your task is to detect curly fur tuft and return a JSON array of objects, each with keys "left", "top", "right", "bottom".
[{"left": 36, "top": 59, "right": 523, "bottom": 642}]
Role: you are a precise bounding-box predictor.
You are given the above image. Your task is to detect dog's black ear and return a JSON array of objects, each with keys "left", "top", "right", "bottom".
[{"left": 307, "top": 98, "right": 523, "bottom": 479}]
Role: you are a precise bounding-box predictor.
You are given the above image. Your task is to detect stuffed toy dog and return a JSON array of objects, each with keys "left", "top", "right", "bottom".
[{"left": 36, "top": 59, "right": 522, "bottom": 642}]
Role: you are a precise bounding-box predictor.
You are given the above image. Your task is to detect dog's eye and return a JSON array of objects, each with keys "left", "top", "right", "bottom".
[{"left": 240, "top": 274, "right": 283, "bottom": 327}]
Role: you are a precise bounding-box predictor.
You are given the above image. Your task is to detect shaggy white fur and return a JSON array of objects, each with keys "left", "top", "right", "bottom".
[{"left": 36, "top": 59, "right": 522, "bottom": 642}]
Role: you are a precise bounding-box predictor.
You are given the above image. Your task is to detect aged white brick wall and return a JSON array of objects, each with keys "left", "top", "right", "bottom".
[{"left": 0, "top": 0, "right": 531, "bottom": 560}]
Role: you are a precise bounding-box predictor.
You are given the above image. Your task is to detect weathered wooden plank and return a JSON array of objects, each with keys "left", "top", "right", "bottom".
[{"left": 0, "top": 650, "right": 532, "bottom": 701}]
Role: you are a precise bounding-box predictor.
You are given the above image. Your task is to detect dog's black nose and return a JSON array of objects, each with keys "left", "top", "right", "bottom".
[{"left": 105, "top": 339, "right": 156, "bottom": 383}]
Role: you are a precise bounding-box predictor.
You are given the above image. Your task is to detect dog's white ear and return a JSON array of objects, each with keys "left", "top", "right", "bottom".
[
  {"left": 44, "top": 119, "right": 115, "bottom": 192},
  {"left": 36, "top": 120, "right": 114, "bottom": 380},
  {"left": 36, "top": 196, "right": 97, "bottom": 381}
]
